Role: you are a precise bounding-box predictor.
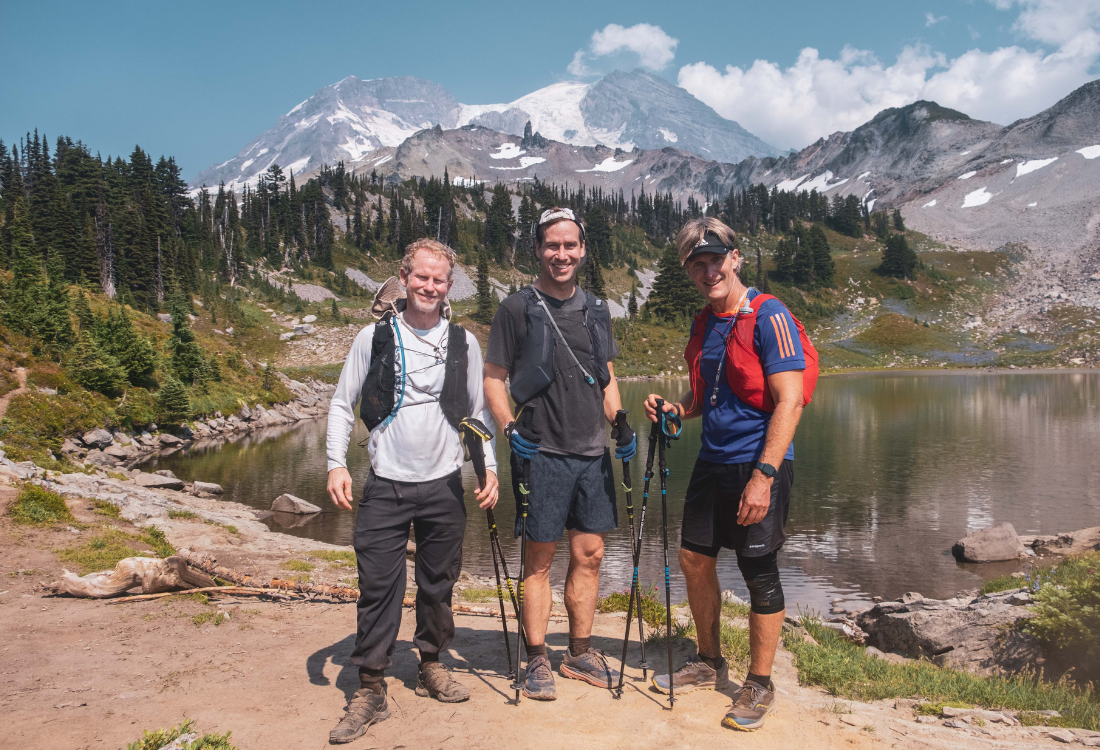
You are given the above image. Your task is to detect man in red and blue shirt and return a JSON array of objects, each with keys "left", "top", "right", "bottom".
[{"left": 645, "top": 217, "right": 810, "bottom": 732}]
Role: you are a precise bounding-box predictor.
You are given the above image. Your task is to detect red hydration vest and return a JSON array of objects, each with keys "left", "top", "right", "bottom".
[{"left": 684, "top": 294, "right": 819, "bottom": 414}]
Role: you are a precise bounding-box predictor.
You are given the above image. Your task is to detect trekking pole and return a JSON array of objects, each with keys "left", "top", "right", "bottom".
[
  {"left": 459, "top": 418, "right": 515, "bottom": 678},
  {"left": 656, "top": 398, "right": 677, "bottom": 709},
  {"left": 509, "top": 405, "right": 537, "bottom": 704},
  {"left": 614, "top": 413, "right": 658, "bottom": 695}
]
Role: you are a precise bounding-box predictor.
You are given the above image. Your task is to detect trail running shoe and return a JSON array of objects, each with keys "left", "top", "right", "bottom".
[
  {"left": 652, "top": 656, "right": 730, "bottom": 694},
  {"left": 523, "top": 654, "right": 557, "bottom": 700},
  {"left": 559, "top": 647, "right": 621, "bottom": 689},
  {"left": 329, "top": 687, "right": 391, "bottom": 744},
  {"left": 722, "top": 679, "right": 778, "bottom": 731},
  {"left": 415, "top": 662, "right": 471, "bottom": 703}
]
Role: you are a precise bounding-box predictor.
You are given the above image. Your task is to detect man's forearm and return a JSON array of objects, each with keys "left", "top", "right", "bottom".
[
  {"left": 483, "top": 374, "right": 515, "bottom": 430},
  {"left": 602, "top": 362, "right": 621, "bottom": 423},
  {"left": 758, "top": 401, "right": 802, "bottom": 468}
]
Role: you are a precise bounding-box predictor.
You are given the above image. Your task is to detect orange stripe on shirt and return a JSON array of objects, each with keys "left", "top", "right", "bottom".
[
  {"left": 771, "top": 316, "right": 789, "bottom": 358},
  {"left": 779, "top": 314, "right": 796, "bottom": 359}
]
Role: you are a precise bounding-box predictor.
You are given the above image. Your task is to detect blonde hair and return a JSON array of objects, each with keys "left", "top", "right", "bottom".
[
  {"left": 401, "top": 238, "right": 456, "bottom": 279},
  {"left": 675, "top": 218, "right": 740, "bottom": 268}
]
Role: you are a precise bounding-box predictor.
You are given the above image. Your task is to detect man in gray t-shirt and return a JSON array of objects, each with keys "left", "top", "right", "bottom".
[{"left": 484, "top": 207, "right": 637, "bottom": 701}]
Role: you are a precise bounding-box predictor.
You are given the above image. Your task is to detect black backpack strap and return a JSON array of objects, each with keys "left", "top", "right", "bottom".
[
  {"left": 440, "top": 322, "right": 469, "bottom": 430},
  {"left": 359, "top": 312, "right": 397, "bottom": 430}
]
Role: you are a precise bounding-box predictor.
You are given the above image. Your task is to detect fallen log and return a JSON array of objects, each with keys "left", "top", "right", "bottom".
[
  {"left": 179, "top": 548, "right": 358, "bottom": 600},
  {"left": 51, "top": 556, "right": 216, "bottom": 598}
]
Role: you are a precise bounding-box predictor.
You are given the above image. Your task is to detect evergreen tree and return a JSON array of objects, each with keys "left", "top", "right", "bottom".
[
  {"left": 808, "top": 224, "right": 835, "bottom": 287},
  {"left": 878, "top": 234, "right": 918, "bottom": 278},
  {"left": 583, "top": 257, "right": 606, "bottom": 298},
  {"left": 627, "top": 285, "right": 638, "bottom": 320},
  {"left": 155, "top": 375, "right": 191, "bottom": 425},
  {"left": 647, "top": 245, "right": 703, "bottom": 323},
  {"left": 72, "top": 289, "right": 97, "bottom": 333},
  {"left": 40, "top": 247, "right": 75, "bottom": 353},
  {"left": 331, "top": 298, "right": 339, "bottom": 318},
  {"left": 473, "top": 245, "right": 496, "bottom": 324},
  {"left": 755, "top": 246, "right": 770, "bottom": 293},
  {"left": 66, "top": 332, "right": 126, "bottom": 397},
  {"left": 893, "top": 208, "right": 905, "bottom": 231},
  {"left": 167, "top": 291, "right": 205, "bottom": 383},
  {"left": 774, "top": 235, "right": 797, "bottom": 280}
]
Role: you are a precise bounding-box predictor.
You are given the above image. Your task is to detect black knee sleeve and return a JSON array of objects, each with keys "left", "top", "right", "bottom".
[{"left": 736, "top": 551, "right": 785, "bottom": 615}]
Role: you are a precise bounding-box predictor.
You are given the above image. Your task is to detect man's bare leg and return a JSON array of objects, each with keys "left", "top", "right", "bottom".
[
  {"left": 679, "top": 547, "right": 721, "bottom": 658},
  {"left": 521, "top": 540, "right": 558, "bottom": 648},
  {"left": 564, "top": 531, "right": 605, "bottom": 639},
  {"left": 748, "top": 610, "right": 785, "bottom": 678}
]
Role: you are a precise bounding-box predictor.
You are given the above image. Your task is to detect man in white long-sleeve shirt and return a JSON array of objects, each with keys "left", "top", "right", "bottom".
[{"left": 325, "top": 238, "right": 498, "bottom": 745}]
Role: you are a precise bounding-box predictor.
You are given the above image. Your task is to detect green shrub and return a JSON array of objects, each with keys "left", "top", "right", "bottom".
[
  {"left": 117, "top": 387, "right": 158, "bottom": 430},
  {"left": 1027, "top": 552, "right": 1100, "bottom": 661},
  {"left": 9, "top": 485, "right": 74, "bottom": 525},
  {"left": 92, "top": 499, "right": 121, "bottom": 518},
  {"left": 66, "top": 332, "right": 126, "bottom": 397},
  {"left": 598, "top": 586, "right": 667, "bottom": 629},
  {"left": 980, "top": 574, "right": 1026, "bottom": 595},
  {"left": 282, "top": 559, "right": 314, "bottom": 572},
  {"left": 56, "top": 526, "right": 174, "bottom": 574},
  {"left": 127, "top": 720, "right": 238, "bottom": 750},
  {"left": 0, "top": 389, "right": 115, "bottom": 460}
]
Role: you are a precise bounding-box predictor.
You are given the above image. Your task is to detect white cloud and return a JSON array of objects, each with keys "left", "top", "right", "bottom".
[
  {"left": 677, "top": 2, "right": 1100, "bottom": 150},
  {"left": 569, "top": 23, "right": 679, "bottom": 77},
  {"left": 926, "top": 12, "right": 948, "bottom": 26}
]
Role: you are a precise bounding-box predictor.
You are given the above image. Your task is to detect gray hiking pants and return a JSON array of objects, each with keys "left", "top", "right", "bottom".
[{"left": 349, "top": 469, "right": 467, "bottom": 672}]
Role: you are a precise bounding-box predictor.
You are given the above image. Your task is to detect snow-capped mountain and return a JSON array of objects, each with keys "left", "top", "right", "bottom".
[
  {"left": 191, "top": 76, "right": 460, "bottom": 192},
  {"left": 189, "top": 71, "right": 777, "bottom": 190}
]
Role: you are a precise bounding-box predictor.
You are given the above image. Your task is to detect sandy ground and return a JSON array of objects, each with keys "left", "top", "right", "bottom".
[{"left": 1, "top": 487, "right": 1076, "bottom": 750}]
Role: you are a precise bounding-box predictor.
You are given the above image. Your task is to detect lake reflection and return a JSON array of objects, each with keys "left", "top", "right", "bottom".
[{"left": 144, "top": 371, "right": 1100, "bottom": 612}]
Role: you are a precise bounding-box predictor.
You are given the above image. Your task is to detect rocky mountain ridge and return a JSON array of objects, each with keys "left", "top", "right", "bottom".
[{"left": 190, "top": 70, "right": 777, "bottom": 191}]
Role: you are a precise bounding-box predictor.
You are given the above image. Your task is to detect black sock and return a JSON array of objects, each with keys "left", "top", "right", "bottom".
[
  {"left": 569, "top": 636, "right": 591, "bottom": 656},
  {"left": 420, "top": 651, "right": 439, "bottom": 666},
  {"left": 359, "top": 668, "right": 385, "bottom": 694},
  {"left": 526, "top": 643, "right": 548, "bottom": 660},
  {"left": 698, "top": 653, "right": 726, "bottom": 671},
  {"left": 746, "top": 671, "right": 772, "bottom": 691}
]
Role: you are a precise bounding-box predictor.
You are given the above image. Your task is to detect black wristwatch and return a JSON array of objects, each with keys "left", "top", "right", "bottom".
[{"left": 754, "top": 461, "right": 777, "bottom": 479}]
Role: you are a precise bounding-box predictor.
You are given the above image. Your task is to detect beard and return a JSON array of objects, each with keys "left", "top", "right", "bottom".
[{"left": 406, "top": 290, "right": 442, "bottom": 315}]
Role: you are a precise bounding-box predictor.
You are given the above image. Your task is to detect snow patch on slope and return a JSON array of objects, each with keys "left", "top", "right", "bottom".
[
  {"left": 1076, "top": 145, "right": 1100, "bottom": 160},
  {"left": 490, "top": 143, "right": 524, "bottom": 160},
  {"left": 658, "top": 128, "right": 678, "bottom": 143},
  {"left": 1016, "top": 158, "right": 1057, "bottom": 177},
  {"left": 576, "top": 157, "right": 633, "bottom": 173},
  {"left": 958, "top": 171, "right": 977, "bottom": 180},
  {"left": 962, "top": 187, "right": 993, "bottom": 208}
]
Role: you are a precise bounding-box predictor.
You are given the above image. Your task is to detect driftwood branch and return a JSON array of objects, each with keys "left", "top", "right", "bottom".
[{"left": 104, "top": 585, "right": 286, "bottom": 604}]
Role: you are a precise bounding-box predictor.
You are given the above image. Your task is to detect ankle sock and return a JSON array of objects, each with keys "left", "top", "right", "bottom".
[
  {"left": 420, "top": 651, "right": 440, "bottom": 666},
  {"left": 699, "top": 653, "right": 726, "bottom": 671},
  {"left": 746, "top": 671, "right": 773, "bottom": 691},
  {"left": 568, "top": 636, "right": 591, "bottom": 656},
  {"left": 526, "top": 643, "right": 548, "bottom": 660},
  {"left": 359, "top": 668, "right": 385, "bottom": 694}
]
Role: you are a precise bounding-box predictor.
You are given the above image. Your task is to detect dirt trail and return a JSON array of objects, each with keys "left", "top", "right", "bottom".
[
  {"left": 0, "top": 488, "right": 1075, "bottom": 750},
  {"left": 0, "top": 367, "right": 28, "bottom": 420}
]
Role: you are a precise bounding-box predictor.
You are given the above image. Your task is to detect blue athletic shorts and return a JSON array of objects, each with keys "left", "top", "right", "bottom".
[{"left": 510, "top": 449, "right": 618, "bottom": 542}]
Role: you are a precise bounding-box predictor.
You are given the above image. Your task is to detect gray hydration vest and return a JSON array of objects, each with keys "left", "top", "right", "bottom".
[{"left": 508, "top": 285, "right": 612, "bottom": 405}]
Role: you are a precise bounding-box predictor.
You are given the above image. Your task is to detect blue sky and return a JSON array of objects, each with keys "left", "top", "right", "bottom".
[{"left": 2, "top": 0, "right": 1097, "bottom": 177}]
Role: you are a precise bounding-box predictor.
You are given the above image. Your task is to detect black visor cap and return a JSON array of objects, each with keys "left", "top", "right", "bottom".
[{"left": 683, "top": 231, "right": 733, "bottom": 264}]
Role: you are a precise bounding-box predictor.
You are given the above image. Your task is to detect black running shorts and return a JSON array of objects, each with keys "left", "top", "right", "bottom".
[{"left": 680, "top": 458, "right": 793, "bottom": 558}]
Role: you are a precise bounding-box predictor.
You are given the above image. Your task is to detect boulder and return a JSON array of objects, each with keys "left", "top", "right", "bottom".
[
  {"left": 192, "top": 481, "right": 223, "bottom": 495},
  {"left": 103, "top": 444, "right": 135, "bottom": 460},
  {"left": 856, "top": 595, "right": 1043, "bottom": 675},
  {"left": 133, "top": 472, "right": 186, "bottom": 491},
  {"left": 294, "top": 324, "right": 314, "bottom": 335},
  {"left": 237, "top": 404, "right": 252, "bottom": 421},
  {"left": 155, "top": 469, "right": 178, "bottom": 479},
  {"left": 279, "top": 332, "right": 295, "bottom": 341},
  {"left": 85, "top": 449, "right": 117, "bottom": 467},
  {"left": 157, "top": 313, "right": 173, "bottom": 323},
  {"left": 302, "top": 314, "right": 317, "bottom": 323},
  {"left": 112, "top": 432, "right": 132, "bottom": 446},
  {"left": 60, "top": 438, "right": 86, "bottom": 458},
  {"left": 271, "top": 493, "right": 321, "bottom": 515},
  {"left": 158, "top": 434, "right": 183, "bottom": 446},
  {"left": 81, "top": 428, "right": 114, "bottom": 449},
  {"left": 951, "top": 523, "right": 1025, "bottom": 562}
]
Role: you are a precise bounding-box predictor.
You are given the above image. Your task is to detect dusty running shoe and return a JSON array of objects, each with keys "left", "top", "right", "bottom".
[
  {"left": 652, "top": 656, "right": 730, "bottom": 694},
  {"left": 559, "top": 647, "right": 621, "bottom": 689},
  {"left": 523, "top": 654, "right": 557, "bottom": 700},
  {"left": 329, "top": 687, "right": 391, "bottom": 744},
  {"left": 415, "top": 662, "right": 470, "bottom": 703},
  {"left": 722, "top": 678, "right": 778, "bottom": 731}
]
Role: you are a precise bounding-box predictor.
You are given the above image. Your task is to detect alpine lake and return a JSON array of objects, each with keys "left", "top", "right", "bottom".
[{"left": 142, "top": 371, "right": 1100, "bottom": 613}]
